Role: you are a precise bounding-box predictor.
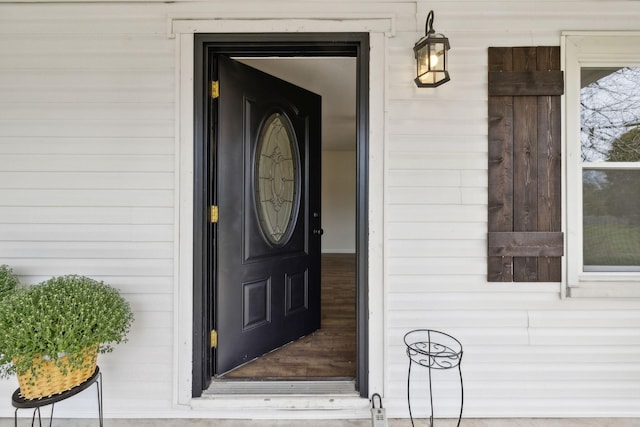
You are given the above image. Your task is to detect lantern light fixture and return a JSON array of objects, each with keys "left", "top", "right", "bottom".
[{"left": 413, "top": 10, "right": 450, "bottom": 87}]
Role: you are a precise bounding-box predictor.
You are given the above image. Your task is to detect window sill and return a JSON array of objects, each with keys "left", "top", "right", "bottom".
[{"left": 569, "top": 280, "right": 640, "bottom": 298}]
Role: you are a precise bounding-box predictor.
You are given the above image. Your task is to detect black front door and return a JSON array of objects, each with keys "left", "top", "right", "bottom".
[{"left": 214, "top": 55, "right": 322, "bottom": 375}]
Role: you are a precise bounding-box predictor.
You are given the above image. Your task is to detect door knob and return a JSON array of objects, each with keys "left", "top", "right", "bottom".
[{"left": 313, "top": 228, "right": 324, "bottom": 236}]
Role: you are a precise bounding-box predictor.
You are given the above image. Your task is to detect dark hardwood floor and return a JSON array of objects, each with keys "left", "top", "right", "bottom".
[{"left": 222, "top": 253, "right": 356, "bottom": 379}]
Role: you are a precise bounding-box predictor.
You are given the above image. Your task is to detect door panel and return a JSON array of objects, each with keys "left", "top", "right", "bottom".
[{"left": 215, "top": 55, "right": 322, "bottom": 375}]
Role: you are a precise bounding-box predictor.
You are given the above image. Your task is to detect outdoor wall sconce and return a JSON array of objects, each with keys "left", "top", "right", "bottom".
[{"left": 413, "top": 10, "right": 450, "bottom": 87}]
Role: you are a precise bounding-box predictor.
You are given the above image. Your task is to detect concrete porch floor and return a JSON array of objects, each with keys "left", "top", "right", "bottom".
[{"left": 3, "top": 419, "right": 640, "bottom": 427}]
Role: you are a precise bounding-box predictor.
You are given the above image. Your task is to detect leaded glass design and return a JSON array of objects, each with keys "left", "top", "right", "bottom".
[{"left": 255, "top": 112, "right": 300, "bottom": 245}]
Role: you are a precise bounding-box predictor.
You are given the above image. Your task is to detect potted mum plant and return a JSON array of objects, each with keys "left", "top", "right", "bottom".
[
  {"left": 0, "top": 274, "right": 134, "bottom": 399},
  {"left": 0, "top": 264, "right": 19, "bottom": 300}
]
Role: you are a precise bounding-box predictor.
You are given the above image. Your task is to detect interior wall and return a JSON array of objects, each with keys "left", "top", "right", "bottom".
[{"left": 321, "top": 150, "right": 356, "bottom": 253}]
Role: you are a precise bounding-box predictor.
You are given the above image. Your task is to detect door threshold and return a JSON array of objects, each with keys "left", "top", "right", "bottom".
[{"left": 204, "top": 379, "right": 357, "bottom": 395}]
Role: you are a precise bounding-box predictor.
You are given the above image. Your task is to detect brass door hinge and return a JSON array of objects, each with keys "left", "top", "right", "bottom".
[
  {"left": 210, "top": 329, "right": 218, "bottom": 348},
  {"left": 211, "top": 81, "right": 219, "bottom": 99},
  {"left": 210, "top": 205, "right": 218, "bottom": 223}
]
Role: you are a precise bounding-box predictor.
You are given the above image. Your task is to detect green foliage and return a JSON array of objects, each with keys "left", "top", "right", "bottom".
[
  {"left": 584, "top": 223, "right": 640, "bottom": 266},
  {"left": 0, "top": 264, "right": 20, "bottom": 300},
  {"left": 0, "top": 275, "right": 134, "bottom": 379},
  {"left": 608, "top": 127, "right": 640, "bottom": 162}
]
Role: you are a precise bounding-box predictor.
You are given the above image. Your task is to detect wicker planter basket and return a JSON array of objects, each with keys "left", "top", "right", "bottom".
[{"left": 16, "top": 346, "right": 98, "bottom": 399}]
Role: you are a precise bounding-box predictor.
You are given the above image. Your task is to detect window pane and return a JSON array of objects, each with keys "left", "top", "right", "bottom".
[
  {"left": 583, "top": 169, "right": 640, "bottom": 271},
  {"left": 580, "top": 67, "right": 640, "bottom": 162}
]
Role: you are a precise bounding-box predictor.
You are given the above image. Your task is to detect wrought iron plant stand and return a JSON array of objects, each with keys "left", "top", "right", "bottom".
[{"left": 404, "top": 329, "right": 463, "bottom": 427}]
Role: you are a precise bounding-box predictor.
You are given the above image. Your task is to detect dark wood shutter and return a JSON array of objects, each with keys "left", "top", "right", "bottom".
[{"left": 487, "top": 46, "right": 564, "bottom": 282}]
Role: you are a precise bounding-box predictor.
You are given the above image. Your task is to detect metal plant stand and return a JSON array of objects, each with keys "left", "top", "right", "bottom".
[
  {"left": 12, "top": 366, "right": 103, "bottom": 427},
  {"left": 404, "top": 329, "right": 463, "bottom": 427}
]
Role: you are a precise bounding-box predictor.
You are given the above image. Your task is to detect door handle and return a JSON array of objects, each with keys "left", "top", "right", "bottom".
[{"left": 313, "top": 228, "right": 324, "bottom": 236}]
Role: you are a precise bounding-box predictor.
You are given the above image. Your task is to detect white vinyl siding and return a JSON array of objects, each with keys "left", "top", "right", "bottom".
[
  {"left": 0, "top": 0, "right": 640, "bottom": 421},
  {"left": 0, "top": 2, "right": 176, "bottom": 415}
]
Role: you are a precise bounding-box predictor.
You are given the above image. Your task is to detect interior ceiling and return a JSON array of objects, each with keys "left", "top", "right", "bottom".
[{"left": 236, "top": 57, "right": 356, "bottom": 151}]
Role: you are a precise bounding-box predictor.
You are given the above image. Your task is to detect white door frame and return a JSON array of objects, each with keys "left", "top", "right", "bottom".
[{"left": 171, "top": 16, "right": 389, "bottom": 414}]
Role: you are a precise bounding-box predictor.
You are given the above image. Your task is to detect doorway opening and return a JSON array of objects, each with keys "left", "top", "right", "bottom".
[{"left": 192, "top": 33, "right": 369, "bottom": 398}]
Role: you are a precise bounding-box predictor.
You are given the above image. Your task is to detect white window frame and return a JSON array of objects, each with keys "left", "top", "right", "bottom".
[{"left": 563, "top": 31, "right": 640, "bottom": 298}]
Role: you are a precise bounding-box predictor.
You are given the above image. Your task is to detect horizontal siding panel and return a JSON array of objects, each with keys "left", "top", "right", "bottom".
[
  {"left": 390, "top": 360, "right": 640, "bottom": 383},
  {"left": 132, "top": 311, "right": 174, "bottom": 330},
  {"left": 464, "top": 363, "right": 640, "bottom": 382},
  {"left": 105, "top": 344, "right": 172, "bottom": 366},
  {"left": 0, "top": 35, "right": 172, "bottom": 54},
  {"left": 387, "top": 76, "right": 487, "bottom": 104},
  {"left": 388, "top": 257, "right": 486, "bottom": 276},
  {"left": 388, "top": 222, "right": 486, "bottom": 240},
  {"left": 124, "top": 294, "right": 173, "bottom": 313},
  {"left": 0, "top": 138, "right": 174, "bottom": 155},
  {"left": 103, "top": 363, "right": 173, "bottom": 385},
  {"left": 389, "top": 277, "right": 489, "bottom": 292},
  {"left": 103, "top": 278, "right": 173, "bottom": 295},
  {"left": 103, "top": 395, "right": 174, "bottom": 415},
  {"left": 388, "top": 99, "right": 487, "bottom": 122},
  {"left": 0, "top": 155, "right": 173, "bottom": 172},
  {"left": 2, "top": 241, "right": 173, "bottom": 260},
  {"left": 125, "top": 325, "right": 173, "bottom": 346},
  {"left": 389, "top": 345, "right": 637, "bottom": 370},
  {"left": 388, "top": 170, "right": 462, "bottom": 187},
  {"left": 387, "top": 239, "right": 484, "bottom": 257},
  {"left": 461, "top": 187, "right": 487, "bottom": 205},
  {"left": 388, "top": 293, "right": 563, "bottom": 311},
  {"left": 463, "top": 400, "right": 640, "bottom": 418},
  {"left": 0, "top": 207, "right": 173, "bottom": 224},
  {"left": 0, "top": 103, "right": 173, "bottom": 121},
  {"left": 387, "top": 118, "right": 486, "bottom": 138},
  {"left": 390, "top": 327, "right": 531, "bottom": 347},
  {"left": 0, "top": 2, "right": 417, "bottom": 33},
  {"left": 0, "top": 172, "right": 173, "bottom": 190},
  {"left": 392, "top": 337, "right": 640, "bottom": 368},
  {"left": 0, "top": 189, "right": 173, "bottom": 206},
  {"left": 102, "top": 382, "right": 173, "bottom": 409},
  {"left": 5, "top": 258, "right": 172, "bottom": 278},
  {"left": 388, "top": 151, "right": 487, "bottom": 171},
  {"left": 0, "top": 119, "right": 173, "bottom": 138},
  {"left": 529, "top": 328, "right": 640, "bottom": 346},
  {"left": 386, "top": 81, "right": 487, "bottom": 105},
  {"left": 397, "top": 381, "right": 639, "bottom": 404},
  {"left": 390, "top": 137, "right": 487, "bottom": 154},
  {"left": 387, "top": 187, "right": 463, "bottom": 205},
  {"left": 529, "top": 310, "right": 640, "bottom": 328},
  {"left": 389, "top": 309, "right": 529, "bottom": 328},
  {"left": 0, "top": 223, "right": 173, "bottom": 241},
  {"left": 387, "top": 205, "right": 485, "bottom": 222},
  {"left": 12, "top": 274, "right": 173, "bottom": 294},
  {"left": 429, "top": 2, "right": 640, "bottom": 32},
  {"left": 0, "top": 70, "right": 174, "bottom": 103},
  {"left": 0, "top": 16, "right": 166, "bottom": 36},
  {"left": 392, "top": 361, "right": 640, "bottom": 386},
  {"left": 467, "top": 345, "right": 640, "bottom": 365},
  {"left": 395, "top": 382, "right": 639, "bottom": 404},
  {"left": 386, "top": 279, "right": 640, "bottom": 306},
  {"left": 0, "top": 44, "right": 173, "bottom": 70}
]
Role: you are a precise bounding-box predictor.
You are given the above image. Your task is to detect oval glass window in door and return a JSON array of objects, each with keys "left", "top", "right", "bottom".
[{"left": 254, "top": 112, "right": 301, "bottom": 246}]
